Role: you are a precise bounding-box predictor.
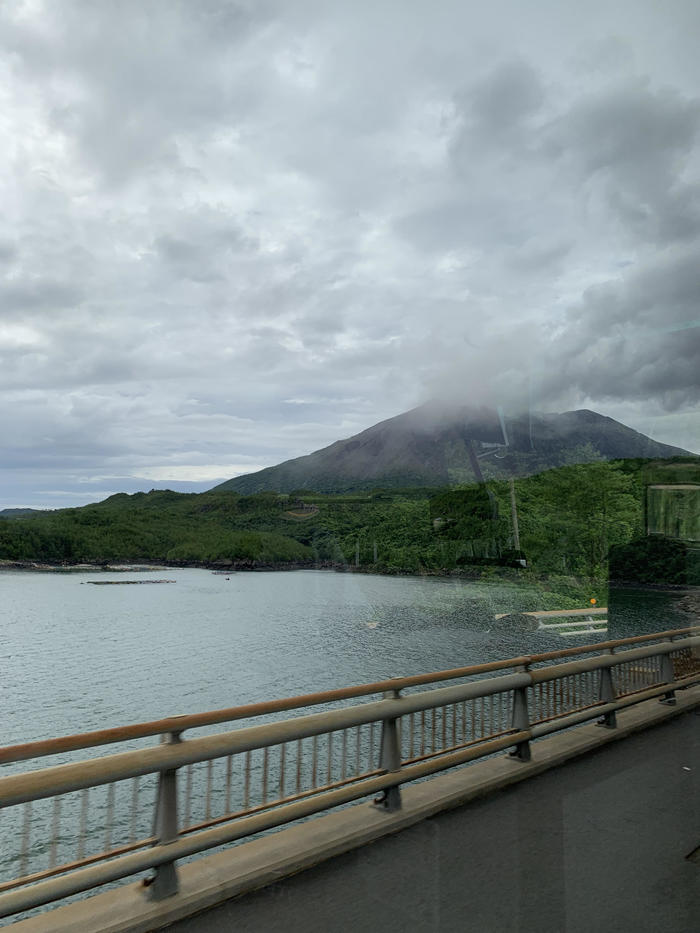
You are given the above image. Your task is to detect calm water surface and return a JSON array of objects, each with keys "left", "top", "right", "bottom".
[{"left": 1, "top": 568, "right": 685, "bottom": 746}]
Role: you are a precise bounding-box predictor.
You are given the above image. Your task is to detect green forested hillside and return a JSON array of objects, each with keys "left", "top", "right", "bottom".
[
  {"left": 0, "top": 489, "right": 313, "bottom": 565},
  {"left": 0, "top": 458, "right": 689, "bottom": 582}
]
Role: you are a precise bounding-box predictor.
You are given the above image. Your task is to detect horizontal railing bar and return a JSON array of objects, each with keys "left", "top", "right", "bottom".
[
  {"left": 530, "top": 672, "right": 700, "bottom": 738},
  {"left": 0, "top": 835, "right": 157, "bottom": 895},
  {"left": 529, "top": 625, "right": 700, "bottom": 663},
  {"left": 0, "top": 674, "right": 531, "bottom": 807},
  {"left": 676, "top": 667, "right": 700, "bottom": 680},
  {"left": 181, "top": 769, "right": 385, "bottom": 835},
  {"left": 3, "top": 625, "right": 698, "bottom": 766},
  {"left": 529, "top": 636, "right": 700, "bottom": 684},
  {"left": 0, "top": 659, "right": 533, "bottom": 765},
  {"left": 530, "top": 703, "right": 604, "bottom": 726},
  {"left": 0, "top": 731, "right": 528, "bottom": 919},
  {"left": 402, "top": 730, "right": 516, "bottom": 766},
  {"left": 1, "top": 767, "right": 389, "bottom": 898}
]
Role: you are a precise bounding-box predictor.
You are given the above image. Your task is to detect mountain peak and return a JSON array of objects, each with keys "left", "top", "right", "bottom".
[{"left": 213, "top": 405, "right": 695, "bottom": 495}]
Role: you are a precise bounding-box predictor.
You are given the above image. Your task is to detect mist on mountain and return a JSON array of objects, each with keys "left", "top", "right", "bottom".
[{"left": 215, "top": 402, "right": 693, "bottom": 495}]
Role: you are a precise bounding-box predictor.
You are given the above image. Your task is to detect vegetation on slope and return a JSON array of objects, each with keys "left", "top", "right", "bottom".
[
  {"left": 0, "top": 460, "right": 690, "bottom": 589},
  {"left": 1, "top": 458, "right": 695, "bottom": 587},
  {"left": 0, "top": 490, "right": 312, "bottom": 565}
]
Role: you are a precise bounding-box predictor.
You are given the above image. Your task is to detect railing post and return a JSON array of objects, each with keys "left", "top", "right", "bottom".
[
  {"left": 660, "top": 641, "right": 677, "bottom": 705},
  {"left": 509, "top": 681, "right": 531, "bottom": 762},
  {"left": 374, "top": 689, "right": 402, "bottom": 812},
  {"left": 597, "top": 659, "right": 617, "bottom": 728},
  {"left": 145, "top": 730, "right": 182, "bottom": 899}
]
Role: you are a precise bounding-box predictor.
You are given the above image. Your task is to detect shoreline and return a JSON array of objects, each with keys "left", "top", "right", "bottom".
[
  {"left": 0, "top": 559, "right": 489, "bottom": 578},
  {"left": 1, "top": 559, "right": 698, "bottom": 597}
]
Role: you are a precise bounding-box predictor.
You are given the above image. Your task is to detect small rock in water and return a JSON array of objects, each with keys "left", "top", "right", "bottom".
[{"left": 85, "top": 579, "right": 176, "bottom": 585}]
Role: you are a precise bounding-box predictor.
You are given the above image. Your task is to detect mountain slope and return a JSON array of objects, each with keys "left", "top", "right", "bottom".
[{"left": 214, "top": 402, "right": 695, "bottom": 494}]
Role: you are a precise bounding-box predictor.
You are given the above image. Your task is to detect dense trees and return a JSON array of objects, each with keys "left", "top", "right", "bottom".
[{"left": 0, "top": 459, "right": 684, "bottom": 585}]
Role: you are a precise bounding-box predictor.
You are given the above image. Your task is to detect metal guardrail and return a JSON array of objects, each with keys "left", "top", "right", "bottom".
[{"left": 0, "top": 625, "right": 699, "bottom": 920}]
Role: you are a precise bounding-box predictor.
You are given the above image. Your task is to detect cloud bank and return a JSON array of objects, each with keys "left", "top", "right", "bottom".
[{"left": 1, "top": 1, "right": 699, "bottom": 506}]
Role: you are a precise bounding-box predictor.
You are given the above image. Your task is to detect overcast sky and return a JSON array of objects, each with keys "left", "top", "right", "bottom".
[{"left": 2, "top": 0, "right": 699, "bottom": 508}]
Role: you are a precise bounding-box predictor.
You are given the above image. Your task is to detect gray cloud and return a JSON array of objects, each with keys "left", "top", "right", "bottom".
[
  {"left": 546, "top": 80, "right": 700, "bottom": 243},
  {"left": 0, "top": 0, "right": 699, "bottom": 507},
  {"left": 458, "top": 60, "right": 545, "bottom": 151},
  {"left": 537, "top": 246, "right": 700, "bottom": 409},
  {"left": 0, "top": 279, "right": 85, "bottom": 311}
]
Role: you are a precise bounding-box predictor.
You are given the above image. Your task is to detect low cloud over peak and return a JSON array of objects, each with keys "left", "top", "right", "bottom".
[{"left": 0, "top": 1, "right": 699, "bottom": 507}]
